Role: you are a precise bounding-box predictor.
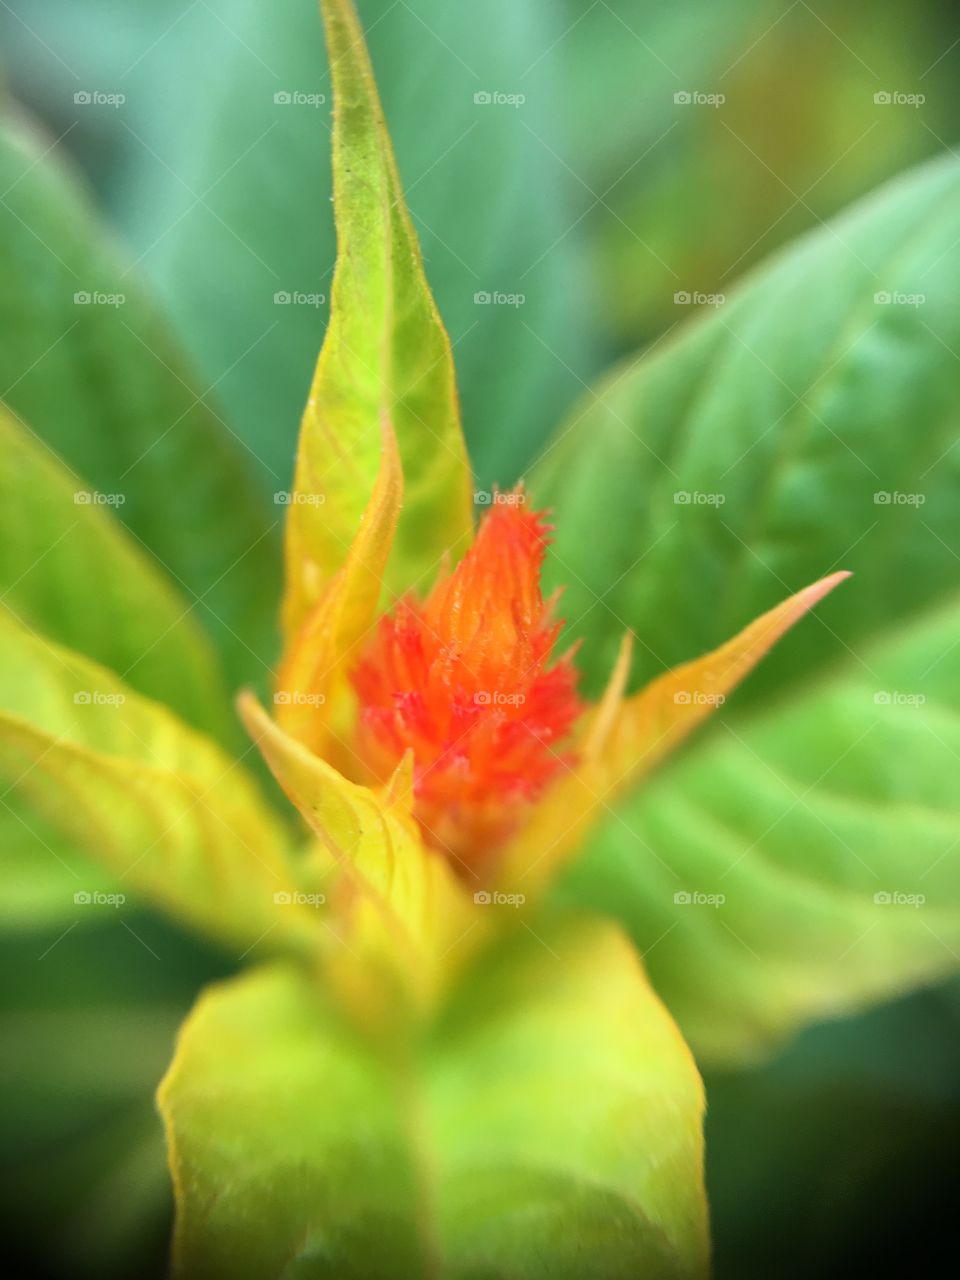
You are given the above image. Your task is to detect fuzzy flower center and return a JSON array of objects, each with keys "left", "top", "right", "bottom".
[{"left": 350, "top": 499, "right": 583, "bottom": 872}]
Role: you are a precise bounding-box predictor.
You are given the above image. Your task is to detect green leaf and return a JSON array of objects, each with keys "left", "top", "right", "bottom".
[
  {"left": 559, "top": 595, "right": 960, "bottom": 1064},
  {"left": 533, "top": 154, "right": 960, "bottom": 1061},
  {"left": 0, "top": 111, "right": 280, "bottom": 688},
  {"left": 0, "top": 611, "right": 318, "bottom": 954},
  {"left": 159, "top": 918, "right": 708, "bottom": 1279},
  {"left": 0, "top": 797, "right": 114, "bottom": 931},
  {"left": 283, "top": 0, "right": 474, "bottom": 636},
  {"left": 534, "top": 152, "right": 960, "bottom": 697},
  {"left": 0, "top": 403, "right": 232, "bottom": 741}
]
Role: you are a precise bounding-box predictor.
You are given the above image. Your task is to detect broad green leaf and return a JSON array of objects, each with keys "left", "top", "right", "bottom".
[
  {"left": 0, "top": 112, "right": 279, "bottom": 687},
  {"left": 0, "top": 403, "right": 232, "bottom": 741},
  {"left": 558, "top": 595, "right": 960, "bottom": 1064},
  {"left": 0, "top": 612, "right": 318, "bottom": 955},
  {"left": 160, "top": 963, "right": 431, "bottom": 1279},
  {"left": 534, "top": 152, "right": 960, "bottom": 698},
  {"left": 530, "top": 155, "right": 960, "bottom": 1059},
  {"left": 159, "top": 918, "right": 708, "bottom": 1278},
  {"left": 283, "top": 0, "right": 474, "bottom": 636},
  {"left": 0, "top": 797, "right": 114, "bottom": 931},
  {"left": 239, "top": 693, "right": 479, "bottom": 1018}
]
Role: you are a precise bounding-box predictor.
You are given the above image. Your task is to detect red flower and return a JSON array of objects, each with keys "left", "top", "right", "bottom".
[{"left": 351, "top": 499, "right": 583, "bottom": 870}]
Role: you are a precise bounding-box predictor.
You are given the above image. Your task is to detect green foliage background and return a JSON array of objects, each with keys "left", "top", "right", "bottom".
[{"left": 1, "top": 0, "right": 959, "bottom": 1276}]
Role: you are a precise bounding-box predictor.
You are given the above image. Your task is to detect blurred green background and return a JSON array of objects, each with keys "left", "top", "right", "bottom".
[{"left": 1, "top": 0, "right": 959, "bottom": 1276}]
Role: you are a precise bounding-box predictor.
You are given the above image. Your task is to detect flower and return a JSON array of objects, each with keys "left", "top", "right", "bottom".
[
  {"left": 350, "top": 498, "right": 583, "bottom": 872},
  {"left": 244, "top": 413, "right": 848, "bottom": 991}
]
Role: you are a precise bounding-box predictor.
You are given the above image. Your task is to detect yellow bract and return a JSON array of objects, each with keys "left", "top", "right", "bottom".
[
  {"left": 499, "top": 572, "right": 850, "bottom": 897},
  {"left": 240, "top": 692, "right": 485, "bottom": 1020},
  {"left": 276, "top": 419, "right": 402, "bottom": 757}
]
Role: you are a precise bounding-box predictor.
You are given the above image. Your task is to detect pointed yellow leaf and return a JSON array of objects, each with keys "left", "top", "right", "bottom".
[
  {"left": 276, "top": 418, "right": 401, "bottom": 755},
  {"left": 502, "top": 572, "right": 850, "bottom": 896},
  {"left": 0, "top": 611, "right": 319, "bottom": 955},
  {"left": 282, "top": 0, "right": 473, "bottom": 638},
  {"left": 239, "top": 693, "right": 483, "bottom": 1016}
]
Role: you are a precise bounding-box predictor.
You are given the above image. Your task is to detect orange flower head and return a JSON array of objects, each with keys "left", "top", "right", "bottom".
[{"left": 350, "top": 497, "right": 584, "bottom": 873}]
